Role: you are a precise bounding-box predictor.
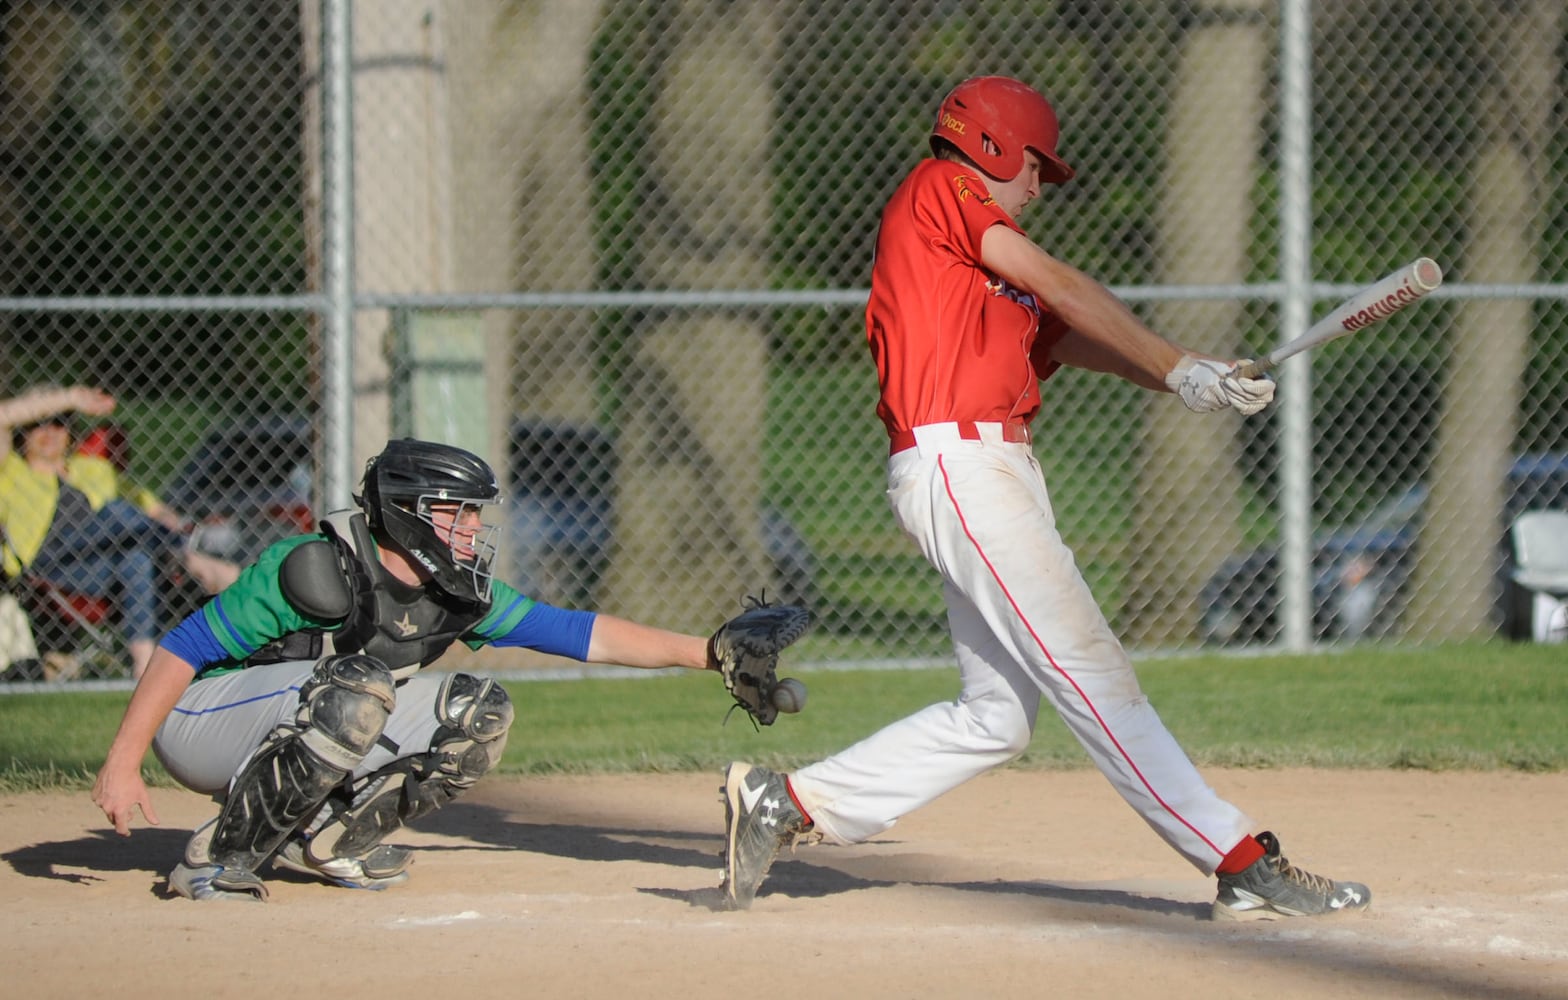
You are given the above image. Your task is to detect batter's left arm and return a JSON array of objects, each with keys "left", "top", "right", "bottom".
[{"left": 980, "top": 224, "right": 1189, "bottom": 391}]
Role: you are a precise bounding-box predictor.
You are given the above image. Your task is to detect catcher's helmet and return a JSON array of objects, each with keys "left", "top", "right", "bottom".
[
  {"left": 358, "top": 438, "right": 501, "bottom": 604},
  {"left": 930, "top": 76, "right": 1074, "bottom": 184}
]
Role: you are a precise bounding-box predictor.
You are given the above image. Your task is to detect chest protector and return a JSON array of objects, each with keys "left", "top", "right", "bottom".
[{"left": 260, "top": 510, "right": 491, "bottom": 681}]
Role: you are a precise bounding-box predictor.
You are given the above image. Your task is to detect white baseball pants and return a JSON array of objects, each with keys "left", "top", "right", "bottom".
[{"left": 788, "top": 422, "right": 1254, "bottom": 873}]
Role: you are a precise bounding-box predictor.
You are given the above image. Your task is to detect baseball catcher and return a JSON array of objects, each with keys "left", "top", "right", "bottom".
[{"left": 92, "top": 437, "right": 816, "bottom": 902}]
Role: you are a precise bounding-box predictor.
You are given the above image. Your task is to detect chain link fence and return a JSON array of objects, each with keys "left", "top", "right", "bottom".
[{"left": 2, "top": 0, "right": 1566, "bottom": 680}]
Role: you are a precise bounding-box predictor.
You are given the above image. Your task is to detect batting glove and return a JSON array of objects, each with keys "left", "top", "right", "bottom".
[{"left": 1165, "top": 356, "right": 1275, "bottom": 416}]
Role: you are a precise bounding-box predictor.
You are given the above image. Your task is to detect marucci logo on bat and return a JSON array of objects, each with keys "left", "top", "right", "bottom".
[
  {"left": 1230, "top": 258, "right": 1441, "bottom": 380},
  {"left": 1341, "top": 280, "right": 1426, "bottom": 330}
]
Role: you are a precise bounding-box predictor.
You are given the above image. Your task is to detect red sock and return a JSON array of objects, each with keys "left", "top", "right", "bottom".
[
  {"left": 784, "top": 777, "right": 814, "bottom": 827},
  {"left": 1216, "top": 834, "right": 1265, "bottom": 875}
]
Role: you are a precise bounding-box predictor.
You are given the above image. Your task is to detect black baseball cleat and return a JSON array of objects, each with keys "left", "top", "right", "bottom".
[
  {"left": 1213, "top": 831, "right": 1370, "bottom": 921},
  {"left": 720, "top": 762, "right": 811, "bottom": 910}
]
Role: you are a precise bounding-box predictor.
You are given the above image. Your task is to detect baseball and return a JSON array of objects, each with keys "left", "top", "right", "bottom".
[{"left": 771, "top": 677, "right": 807, "bottom": 713}]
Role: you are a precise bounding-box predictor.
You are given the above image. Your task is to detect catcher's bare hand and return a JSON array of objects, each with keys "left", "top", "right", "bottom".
[
  {"left": 92, "top": 764, "right": 160, "bottom": 835},
  {"left": 707, "top": 596, "right": 813, "bottom": 727}
]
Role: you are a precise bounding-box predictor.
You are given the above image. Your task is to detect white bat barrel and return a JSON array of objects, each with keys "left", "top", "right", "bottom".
[{"left": 1234, "top": 258, "right": 1444, "bottom": 378}]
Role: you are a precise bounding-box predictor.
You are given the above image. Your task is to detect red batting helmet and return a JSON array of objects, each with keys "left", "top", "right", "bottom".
[{"left": 930, "top": 76, "right": 1074, "bottom": 184}]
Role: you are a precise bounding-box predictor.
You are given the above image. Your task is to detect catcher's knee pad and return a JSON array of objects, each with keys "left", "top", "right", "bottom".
[
  {"left": 428, "top": 672, "right": 513, "bottom": 791},
  {"left": 435, "top": 671, "right": 514, "bottom": 746},
  {"left": 294, "top": 654, "right": 398, "bottom": 767},
  {"left": 407, "top": 672, "right": 513, "bottom": 802},
  {"left": 296, "top": 673, "right": 511, "bottom": 862},
  {"left": 207, "top": 655, "right": 395, "bottom": 872}
]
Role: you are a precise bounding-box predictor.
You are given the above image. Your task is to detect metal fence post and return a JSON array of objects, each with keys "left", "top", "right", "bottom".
[
  {"left": 321, "top": 0, "right": 356, "bottom": 512},
  {"left": 1278, "top": 0, "right": 1314, "bottom": 650}
]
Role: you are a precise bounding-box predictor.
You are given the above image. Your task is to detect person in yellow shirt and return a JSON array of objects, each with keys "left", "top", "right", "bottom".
[{"left": 0, "top": 385, "right": 186, "bottom": 679}]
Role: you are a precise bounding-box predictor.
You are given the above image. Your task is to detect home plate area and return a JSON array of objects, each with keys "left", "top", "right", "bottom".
[{"left": 3, "top": 769, "right": 1564, "bottom": 1000}]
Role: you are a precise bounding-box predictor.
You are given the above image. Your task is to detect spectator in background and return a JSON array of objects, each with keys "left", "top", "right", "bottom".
[
  {"left": 0, "top": 385, "right": 186, "bottom": 679},
  {"left": 182, "top": 518, "right": 298, "bottom": 596},
  {"left": 77, "top": 421, "right": 132, "bottom": 471},
  {"left": 181, "top": 521, "right": 247, "bottom": 596},
  {"left": 76, "top": 418, "right": 258, "bottom": 601}
]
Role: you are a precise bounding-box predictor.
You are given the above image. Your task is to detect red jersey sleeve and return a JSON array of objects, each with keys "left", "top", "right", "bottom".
[{"left": 920, "top": 167, "right": 1022, "bottom": 265}]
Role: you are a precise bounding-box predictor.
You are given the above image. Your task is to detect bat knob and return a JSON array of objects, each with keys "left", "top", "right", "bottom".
[{"left": 1231, "top": 359, "right": 1266, "bottom": 380}]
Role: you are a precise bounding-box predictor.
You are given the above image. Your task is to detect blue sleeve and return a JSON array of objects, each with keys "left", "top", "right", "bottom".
[
  {"left": 486, "top": 603, "right": 597, "bottom": 660},
  {"left": 160, "top": 611, "right": 232, "bottom": 672}
]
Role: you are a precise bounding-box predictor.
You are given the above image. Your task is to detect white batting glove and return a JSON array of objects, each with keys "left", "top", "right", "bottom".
[{"left": 1165, "top": 356, "right": 1275, "bottom": 416}]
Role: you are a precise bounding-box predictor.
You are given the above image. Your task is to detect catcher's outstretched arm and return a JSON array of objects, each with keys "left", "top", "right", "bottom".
[{"left": 583, "top": 614, "right": 711, "bottom": 670}]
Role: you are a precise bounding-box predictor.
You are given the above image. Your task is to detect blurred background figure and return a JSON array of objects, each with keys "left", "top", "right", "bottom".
[
  {"left": 182, "top": 521, "right": 248, "bottom": 596},
  {"left": 77, "top": 421, "right": 132, "bottom": 473},
  {"left": 0, "top": 385, "right": 188, "bottom": 679},
  {"left": 182, "top": 517, "right": 298, "bottom": 596}
]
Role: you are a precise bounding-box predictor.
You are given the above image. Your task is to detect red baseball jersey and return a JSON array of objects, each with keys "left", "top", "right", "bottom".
[{"left": 865, "top": 159, "right": 1067, "bottom": 439}]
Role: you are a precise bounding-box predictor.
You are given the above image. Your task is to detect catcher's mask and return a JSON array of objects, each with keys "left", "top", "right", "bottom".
[
  {"left": 930, "top": 76, "right": 1074, "bottom": 185},
  {"left": 357, "top": 438, "right": 502, "bottom": 604}
]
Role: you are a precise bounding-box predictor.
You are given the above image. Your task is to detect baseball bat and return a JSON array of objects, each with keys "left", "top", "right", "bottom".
[{"left": 1233, "top": 257, "right": 1444, "bottom": 378}]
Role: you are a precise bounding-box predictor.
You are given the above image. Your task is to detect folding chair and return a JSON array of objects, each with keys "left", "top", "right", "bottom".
[
  {"left": 0, "top": 590, "right": 40, "bottom": 681},
  {"left": 1503, "top": 509, "right": 1568, "bottom": 641},
  {"left": 1, "top": 532, "right": 128, "bottom": 680}
]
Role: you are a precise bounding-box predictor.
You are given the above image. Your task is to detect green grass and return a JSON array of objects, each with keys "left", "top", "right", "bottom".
[{"left": 4, "top": 639, "right": 1566, "bottom": 793}]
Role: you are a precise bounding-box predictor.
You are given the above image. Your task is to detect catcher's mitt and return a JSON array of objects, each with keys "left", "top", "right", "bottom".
[{"left": 707, "top": 595, "right": 814, "bottom": 727}]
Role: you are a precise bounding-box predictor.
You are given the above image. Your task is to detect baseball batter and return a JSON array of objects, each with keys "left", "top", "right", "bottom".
[
  {"left": 93, "top": 438, "right": 719, "bottom": 900},
  {"left": 721, "top": 76, "right": 1371, "bottom": 920}
]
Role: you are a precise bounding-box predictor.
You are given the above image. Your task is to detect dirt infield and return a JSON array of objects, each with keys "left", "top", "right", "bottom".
[{"left": 4, "top": 768, "right": 1565, "bottom": 1000}]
